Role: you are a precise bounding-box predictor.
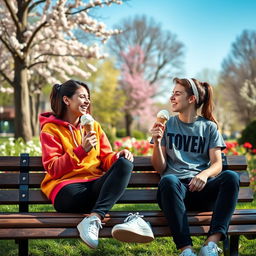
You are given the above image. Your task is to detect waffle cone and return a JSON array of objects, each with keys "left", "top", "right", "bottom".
[
  {"left": 84, "top": 123, "right": 94, "bottom": 133},
  {"left": 157, "top": 117, "right": 167, "bottom": 124}
]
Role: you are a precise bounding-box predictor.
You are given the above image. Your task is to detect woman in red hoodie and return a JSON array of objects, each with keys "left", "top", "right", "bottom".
[{"left": 39, "top": 80, "right": 154, "bottom": 249}]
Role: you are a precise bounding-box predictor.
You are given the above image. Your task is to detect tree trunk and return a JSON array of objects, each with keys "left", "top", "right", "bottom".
[
  {"left": 125, "top": 112, "right": 133, "bottom": 137},
  {"left": 13, "top": 58, "right": 32, "bottom": 141},
  {"left": 30, "top": 93, "right": 40, "bottom": 137}
]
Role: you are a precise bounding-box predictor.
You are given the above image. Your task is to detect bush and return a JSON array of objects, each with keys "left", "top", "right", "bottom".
[
  {"left": 238, "top": 120, "right": 256, "bottom": 148},
  {"left": 101, "top": 125, "right": 117, "bottom": 147},
  {"left": 116, "top": 129, "right": 147, "bottom": 140},
  {"left": 116, "top": 128, "right": 126, "bottom": 138},
  {"left": 132, "top": 129, "right": 147, "bottom": 140}
]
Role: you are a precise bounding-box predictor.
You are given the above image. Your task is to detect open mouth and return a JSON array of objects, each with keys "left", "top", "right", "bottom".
[{"left": 80, "top": 105, "right": 88, "bottom": 111}]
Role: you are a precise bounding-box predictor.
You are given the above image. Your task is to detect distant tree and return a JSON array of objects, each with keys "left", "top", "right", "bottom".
[
  {"left": 221, "top": 30, "right": 256, "bottom": 124},
  {"left": 108, "top": 15, "right": 185, "bottom": 96},
  {"left": 0, "top": 0, "right": 123, "bottom": 141},
  {"left": 240, "top": 79, "right": 256, "bottom": 111},
  {"left": 120, "top": 45, "right": 156, "bottom": 136},
  {"left": 88, "top": 60, "right": 125, "bottom": 127}
]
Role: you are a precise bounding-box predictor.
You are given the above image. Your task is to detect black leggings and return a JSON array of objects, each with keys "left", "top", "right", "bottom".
[{"left": 54, "top": 157, "right": 133, "bottom": 218}]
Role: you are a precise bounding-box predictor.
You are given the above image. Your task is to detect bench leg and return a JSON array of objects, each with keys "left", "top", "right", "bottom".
[
  {"left": 230, "top": 235, "right": 239, "bottom": 256},
  {"left": 16, "top": 239, "right": 28, "bottom": 256},
  {"left": 222, "top": 236, "right": 230, "bottom": 256}
]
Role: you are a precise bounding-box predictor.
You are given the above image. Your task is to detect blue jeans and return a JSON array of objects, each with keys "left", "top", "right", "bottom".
[
  {"left": 54, "top": 157, "right": 133, "bottom": 218},
  {"left": 157, "top": 171, "right": 240, "bottom": 249}
]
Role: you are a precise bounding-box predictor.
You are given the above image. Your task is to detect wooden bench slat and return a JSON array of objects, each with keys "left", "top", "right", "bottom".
[
  {"left": 1, "top": 224, "right": 256, "bottom": 239},
  {"left": 0, "top": 171, "right": 250, "bottom": 188},
  {"left": 1, "top": 212, "right": 256, "bottom": 228},
  {"left": 0, "top": 187, "right": 253, "bottom": 204},
  {"left": 0, "top": 155, "right": 248, "bottom": 171},
  {"left": 0, "top": 209, "right": 255, "bottom": 219}
]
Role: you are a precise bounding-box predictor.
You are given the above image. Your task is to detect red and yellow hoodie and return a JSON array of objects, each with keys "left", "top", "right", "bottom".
[{"left": 39, "top": 112, "right": 118, "bottom": 204}]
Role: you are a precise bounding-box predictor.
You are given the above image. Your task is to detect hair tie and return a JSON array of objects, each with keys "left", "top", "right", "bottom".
[{"left": 55, "top": 84, "right": 62, "bottom": 91}]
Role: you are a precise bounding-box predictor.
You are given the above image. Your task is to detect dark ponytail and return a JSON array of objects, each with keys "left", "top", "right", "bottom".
[
  {"left": 50, "top": 84, "right": 64, "bottom": 118},
  {"left": 200, "top": 82, "right": 218, "bottom": 127}
]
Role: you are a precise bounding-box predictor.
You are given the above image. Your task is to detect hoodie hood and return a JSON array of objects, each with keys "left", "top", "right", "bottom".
[{"left": 39, "top": 112, "right": 77, "bottom": 130}]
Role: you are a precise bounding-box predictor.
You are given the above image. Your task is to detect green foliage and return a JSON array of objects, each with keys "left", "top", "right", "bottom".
[
  {"left": 132, "top": 129, "right": 147, "bottom": 140},
  {"left": 116, "top": 129, "right": 147, "bottom": 139},
  {"left": 0, "top": 137, "right": 41, "bottom": 156},
  {"left": 101, "top": 124, "right": 117, "bottom": 148},
  {"left": 88, "top": 60, "right": 125, "bottom": 126},
  {"left": 116, "top": 128, "right": 126, "bottom": 138},
  {"left": 238, "top": 120, "right": 256, "bottom": 148}
]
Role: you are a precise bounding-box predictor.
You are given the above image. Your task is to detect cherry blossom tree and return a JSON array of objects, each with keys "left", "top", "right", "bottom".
[
  {"left": 120, "top": 45, "right": 156, "bottom": 136},
  {"left": 109, "top": 15, "right": 185, "bottom": 95},
  {"left": 0, "top": 0, "right": 122, "bottom": 141}
]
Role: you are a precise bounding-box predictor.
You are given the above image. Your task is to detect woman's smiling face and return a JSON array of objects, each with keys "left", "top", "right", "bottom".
[
  {"left": 170, "top": 83, "right": 190, "bottom": 112},
  {"left": 65, "top": 86, "right": 90, "bottom": 118}
]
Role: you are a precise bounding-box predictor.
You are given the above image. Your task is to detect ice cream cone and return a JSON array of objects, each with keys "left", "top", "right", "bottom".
[
  {"left": 157, "top": 117, "right": 167, "bottom": 125},
  {"left": 84, "top": 123, "right": 94, "bottom": 133},
  {"left": 156, "top": 110, "right": 170, "bottom": 125}
]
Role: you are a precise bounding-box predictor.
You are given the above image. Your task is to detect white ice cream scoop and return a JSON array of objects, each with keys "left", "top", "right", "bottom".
[
  {"left": 81, "top": 114, "right": 95, "bottom": 133},
  {"left": 156, "top": 110, "right": 170, "bottom": 124}
]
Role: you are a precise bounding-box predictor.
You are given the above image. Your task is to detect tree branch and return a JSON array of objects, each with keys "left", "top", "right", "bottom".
[
  {"left": 3, "top": 0, "right": 21, "bottom": 31},
  {"left": 0, "top": 35, "right": 16, "bottom": 57},
  {"left": 25, "top": 21, "right": 48, "bottom": 51},
  {"left": 0, "top": 69, "right": 14, "bottom": 87},
  {"left": 28, "top": 0, "right": 46, "bottom": 13},
  {"left": 66, "top": 0, "right": 121, "bottom": 15},
  {"left": 28, "top": 61, "right": 48, "bottom": 69},
  {"left": 34, "top": 52, "right": 93, "bottom": 60}
]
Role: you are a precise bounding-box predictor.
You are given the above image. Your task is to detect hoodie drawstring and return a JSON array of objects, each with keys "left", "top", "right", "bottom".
[{"left": 68, "top": 124, "right": 84, "bottom": 148}]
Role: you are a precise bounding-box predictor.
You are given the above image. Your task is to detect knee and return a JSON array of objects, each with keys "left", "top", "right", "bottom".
[
  {"left": 221, "top": 170, "right": 240, "bottom": 187},
  {"left": 115, "top": 157, "right": 133, "bottom": 174},
  {"left": 159, "top": 174, "right": 180, "bottom": 192}
]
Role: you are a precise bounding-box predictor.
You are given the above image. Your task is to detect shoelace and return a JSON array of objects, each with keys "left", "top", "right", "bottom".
[
  {"left": 207, "top": 243, "right": 223, "bottom": 255},
  {"left": 124, "top": 212, "right": 144, "bottom": 223},
  {"left": 88, "top": 218, "right": 103, "bottom": 236}
]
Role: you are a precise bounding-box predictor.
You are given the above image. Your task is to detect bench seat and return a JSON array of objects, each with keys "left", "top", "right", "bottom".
[{"left": 0, "top": 154, "right": 255, "bottom": 256}]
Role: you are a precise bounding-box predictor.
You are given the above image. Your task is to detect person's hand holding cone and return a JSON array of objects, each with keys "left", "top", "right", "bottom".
[{"left": 81, "top": 114, "right": 96, "bottom": 149}]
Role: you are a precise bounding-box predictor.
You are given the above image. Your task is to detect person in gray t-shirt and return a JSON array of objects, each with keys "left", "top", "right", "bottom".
[{"left": 151, "top": 77, "right": 239, "bottom": 256}]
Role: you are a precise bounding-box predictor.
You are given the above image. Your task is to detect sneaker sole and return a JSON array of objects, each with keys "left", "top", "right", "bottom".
[
  {"left": 77, "top": 222, "right": 98, "bottom": 249},
  {"left": 112, "top": 228, "right": 154, "bottom": 243}
]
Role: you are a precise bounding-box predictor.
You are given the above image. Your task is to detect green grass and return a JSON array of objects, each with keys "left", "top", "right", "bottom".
[{"left": 0, "top": 199, "right": 256, "bottom": 256}]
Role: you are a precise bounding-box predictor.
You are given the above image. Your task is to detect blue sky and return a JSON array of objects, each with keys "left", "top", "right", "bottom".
[{"left": 94, "top": 0, "right": 256, "bottom": 77}]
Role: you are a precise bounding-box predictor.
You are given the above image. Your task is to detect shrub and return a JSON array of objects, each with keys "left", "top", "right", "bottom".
[
  {"left": 116, "top": 129, "right": 147, "bottom": 140},
  {"left": 132, "top": 129, "right": 147, "bottom": 140},
  {"left": 101, "top": 125, "right": 116, "bottom": 147},
  {"left": 116, "top": 128, "right": 126, "bottom": 138},
  {"left": 238, "top": 120, "right": 256, "bottom": 148}
]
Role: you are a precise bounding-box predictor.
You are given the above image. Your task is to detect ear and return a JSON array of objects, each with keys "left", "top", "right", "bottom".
[
  {"left": 63, "top": 96, "right": 70, "bottom": 106},
  {"left": 188, "top": 95, "right": 197, "bottom": 104}
]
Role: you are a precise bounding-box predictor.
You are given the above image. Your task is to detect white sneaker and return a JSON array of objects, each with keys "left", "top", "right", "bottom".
[
  {"left": 111, "top": 212, "right": 154, "bottom": 243},
  {"left": 198, "top": 241, "right": 223, "bottom": 256},
  {"left": 77, "top": 215, "right": 103, "bottom": 249},
  {"left": 179, "top": 248, "right": 197, "bottom": 256}
]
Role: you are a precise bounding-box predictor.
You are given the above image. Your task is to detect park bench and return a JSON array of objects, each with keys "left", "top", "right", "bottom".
[{"left": 0, "top": 153, "right": 255, "bottom": 256}]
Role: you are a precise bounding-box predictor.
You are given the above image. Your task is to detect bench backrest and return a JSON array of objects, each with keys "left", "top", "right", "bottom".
[{"left": 0, "top": 154, "right": 252, "bottom": 211}]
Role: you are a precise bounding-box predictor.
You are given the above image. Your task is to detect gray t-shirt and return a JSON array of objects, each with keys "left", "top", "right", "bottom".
[{"left": 161, "top": 115, "right": 226, "bottom": 179}]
